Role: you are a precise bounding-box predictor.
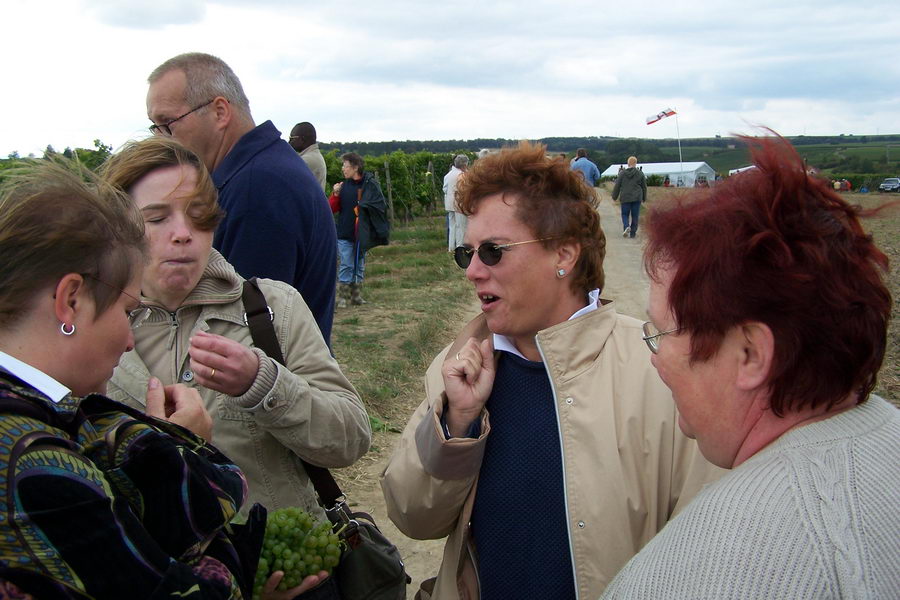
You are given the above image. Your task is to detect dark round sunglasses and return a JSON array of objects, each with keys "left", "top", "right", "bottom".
[{"left": 453, "top": 238, "right": 555, "bottom": 269}]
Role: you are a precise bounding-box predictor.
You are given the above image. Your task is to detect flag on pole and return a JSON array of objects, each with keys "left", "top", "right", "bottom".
[{"left": 646, "top": 108, "right": 677, "bottom": 125}]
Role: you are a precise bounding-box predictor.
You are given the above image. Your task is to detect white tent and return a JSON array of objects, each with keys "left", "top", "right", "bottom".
[
  {"left": 728, "top": 165, "right": 756, "bottom": 176},
  {"left": 601, "top": 161, "right": 716, "bottom": 187}
]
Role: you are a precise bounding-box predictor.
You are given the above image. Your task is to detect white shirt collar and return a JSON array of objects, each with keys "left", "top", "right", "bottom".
[
  {"left": 492, "top": 288, "right": 601, "bottom": 361},
  {"left": 0, "top": 350, "right": 70, "bottom": 403}
]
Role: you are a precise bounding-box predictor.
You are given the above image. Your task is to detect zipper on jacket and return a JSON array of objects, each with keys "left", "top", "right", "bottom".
[
  {"left": 166, "top": 311, "right": 179, "bottom": 353},
  {"left": 535, "top": 337, "right": 580, "bottom": 600}
]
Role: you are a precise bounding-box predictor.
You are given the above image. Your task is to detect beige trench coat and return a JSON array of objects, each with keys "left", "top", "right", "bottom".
[{"left": 381, "top": 301, "right": 723, "bottom": 599}]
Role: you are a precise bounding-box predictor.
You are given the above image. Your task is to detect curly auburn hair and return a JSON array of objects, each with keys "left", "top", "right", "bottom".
[
  {"left": 644, "top": 132, "right": 893, "bottom": 416},
  {"left": 456, "top": 141, "right": 606, "bottom": 295}
]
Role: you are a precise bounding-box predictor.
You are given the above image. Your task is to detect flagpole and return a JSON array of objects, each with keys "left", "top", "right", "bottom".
[{"left": 674, "top": 108, "right": 684, "bottom": 183}]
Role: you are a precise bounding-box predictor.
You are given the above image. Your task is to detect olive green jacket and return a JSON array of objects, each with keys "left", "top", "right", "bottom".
[
  {"left": 108, "top": 250, "right": 371, "bottom": 516},
  {"left": 381, "top": 302, "right": 723, "bottom": 599}
]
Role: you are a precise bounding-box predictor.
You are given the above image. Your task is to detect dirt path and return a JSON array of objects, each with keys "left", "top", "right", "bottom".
[{"left": 337, "top": 186, "right": 650, "bottom": 597}]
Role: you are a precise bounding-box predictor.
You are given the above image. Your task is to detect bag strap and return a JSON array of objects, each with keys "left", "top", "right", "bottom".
[{"left": 240, "top": 279, "right": 344, "bottom": 509}]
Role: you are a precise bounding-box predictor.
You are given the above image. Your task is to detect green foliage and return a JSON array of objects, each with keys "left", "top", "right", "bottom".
[
  {"left": 323, "top": 149, "right": 343, "bottom": 191},
  {"left": 646, "top": 174, "right": 664, "bottom": 186},
  {"left": 74, "top": 139, "right": 112, "bottom": 171},
  {"left": 605, "top": 138, "right": 666, "bottom": 164},
  {"left": 323, "top": 147, "right": 476, "bottom": 221}
]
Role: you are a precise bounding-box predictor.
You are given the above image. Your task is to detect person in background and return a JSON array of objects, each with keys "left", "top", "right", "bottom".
[
  {"left": 0, "top": 158, "right": 323, "bottom": 598},
  {"left": 290, "top": 121, "right": 327, "bottom": 193},
  {"left": 603, "top": 134, "right": 899, "bottom": 599},
  {"left": 102, "top": 137, "right": 371, "bottom": 519},
  {"left": 146, "top": 52, "right": 337, "bottom": 345},
  {"left": 612, "top": 156, "right": 648, "bottom": 238},
  {"left": 443, "top": 154, "right": 469, "bottom": 252},
  {"left": 382, "top": 142, "right": 721, "bottom": 600},
  {"left": 570, "top": 147, "right": 600, "bottom": 187},
  {"left": 329, "top": 152, "right": 390, "bottom": 308}
]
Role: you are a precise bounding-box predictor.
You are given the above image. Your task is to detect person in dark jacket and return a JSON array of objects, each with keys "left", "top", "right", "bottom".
[
  {"left": 612, "top": 156, "right": 648, "bottom": 238},
  {"left": 146, "top": 53, "right": 337, "bottom": 346},
  {"left": 329, "top": 152, "right": 390, "bottom": 307}
]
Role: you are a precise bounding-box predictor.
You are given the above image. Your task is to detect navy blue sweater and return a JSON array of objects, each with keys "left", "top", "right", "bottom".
[
  {"left": 470, "top": 352, "right": 576, "bottom": 599},
  {"left": 212, "top": 121, "right": 337, "bottom": 345}
]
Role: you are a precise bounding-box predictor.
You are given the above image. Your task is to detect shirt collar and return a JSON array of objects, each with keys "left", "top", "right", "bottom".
[
  {"left": 0, "top": 350, "right": 70, "bottom": 403},
  {"left": 492, "top": 288, "right": 601, "bottom": 361}
]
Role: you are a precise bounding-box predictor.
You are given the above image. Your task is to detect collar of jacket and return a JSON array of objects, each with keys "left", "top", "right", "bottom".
[
  {"left": 116, "top": 250, "right": 247, "bottom": 396},
  {"left": 299, "top": 143, "right": 320, "bottom": 157},
  {"left": 445, "top": 297, "right": 617, "bottom": 374},
  {"left": 212, "top": 120, "right": 282, "bottom": 190}
]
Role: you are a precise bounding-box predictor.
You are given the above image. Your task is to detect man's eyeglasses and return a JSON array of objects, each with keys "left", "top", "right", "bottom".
[
  {"left": 642, "top": 321, "right": 681, "bottom": 354},
  {"left": 453, "top": 238, "right": 556, "bottom": 269},
  {"left": 149, "top": 99, "right": 214, "bottom": 136},
  {"left": 83, "top": 274, "right": 151, "bottom": 327}
]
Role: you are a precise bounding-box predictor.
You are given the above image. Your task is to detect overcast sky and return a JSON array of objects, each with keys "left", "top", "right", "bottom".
[{"left": 3, "top": 0, "right": 899, "bottom": 157}]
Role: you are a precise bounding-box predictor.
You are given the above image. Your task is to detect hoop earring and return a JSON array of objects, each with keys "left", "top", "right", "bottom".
[
  {"left": 60, "top": 323, "right": 76, "bottom": 336},
  {"left": 556, "top": 268, "right": 567, "bottom": 278}
]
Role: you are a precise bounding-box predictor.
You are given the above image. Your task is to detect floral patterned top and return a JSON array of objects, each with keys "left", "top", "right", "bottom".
[{"left": 0, "top": 371, "right": 259, "bottom": 599}]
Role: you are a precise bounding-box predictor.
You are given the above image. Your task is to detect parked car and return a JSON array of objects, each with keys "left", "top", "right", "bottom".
[{"left": 877, "top": 177, "right": 900, "bottom": 192}]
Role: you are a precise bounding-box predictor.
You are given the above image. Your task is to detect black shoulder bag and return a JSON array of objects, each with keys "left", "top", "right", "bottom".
[{"left": 242, "top": 279, "right": 410, "bottom": 600}]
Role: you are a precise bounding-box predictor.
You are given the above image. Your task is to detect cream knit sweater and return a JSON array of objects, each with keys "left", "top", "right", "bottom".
[{"left": 602, "top": 396, "right": 900, "bottom": 599}]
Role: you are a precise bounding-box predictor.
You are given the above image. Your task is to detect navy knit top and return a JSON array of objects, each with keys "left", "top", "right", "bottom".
[{"left": 470, "top": 352, "right": 576, "bottom": 599}]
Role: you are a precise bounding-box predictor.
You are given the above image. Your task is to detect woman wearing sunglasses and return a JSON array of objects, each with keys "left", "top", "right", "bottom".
[{"left": 382, "top": 142, "right": 721, "bottom": 600}]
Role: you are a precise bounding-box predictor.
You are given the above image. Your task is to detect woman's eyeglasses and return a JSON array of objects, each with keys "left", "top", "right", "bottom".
[
  {"left": 641, "top": 321, "right": 681, "bottom": 354},
  {"left": 453, "top": 238, "right": 556, "bottom": 269},
  {"left": 82, "top": 274, "right": 151, "bottom": 327}
]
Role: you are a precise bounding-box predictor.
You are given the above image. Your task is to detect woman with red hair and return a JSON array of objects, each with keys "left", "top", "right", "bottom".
[{"left": 603, "top": 134, "right": 899, "bottom": 598}]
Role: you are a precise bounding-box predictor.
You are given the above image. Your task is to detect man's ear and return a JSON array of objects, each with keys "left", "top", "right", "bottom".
[
  {"left": 211, "top": 96, "right": 232, "bottom": 129},
  {"left": 735, "top": 321, "right": 774, "bottom": 391},
  {"left": 556, "top": 240, "right": 581, "bottom": 274},
  {"left": 53, "top": 274, "right": 87, "bottom": 326}
]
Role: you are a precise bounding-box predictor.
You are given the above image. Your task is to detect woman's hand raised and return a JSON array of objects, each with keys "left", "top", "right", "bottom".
[
  {"left": 441, "top": 337, "right": 495, "bottom": 437},
  {"left": 189, "top": 331, "right": 260, "bottom": 397}
]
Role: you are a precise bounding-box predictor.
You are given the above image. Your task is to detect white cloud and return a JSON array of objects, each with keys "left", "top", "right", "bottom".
[
  {"left": 82, "top": 0, "right": 206, "bottom": 29},
  {"left": 0, "top": 0, "right": 898, "bottom": 157}
]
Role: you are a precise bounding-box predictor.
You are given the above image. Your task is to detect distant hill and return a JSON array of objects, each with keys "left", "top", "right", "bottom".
[{"left": 320, "top": 134, "right": 900, "bottom": 175}]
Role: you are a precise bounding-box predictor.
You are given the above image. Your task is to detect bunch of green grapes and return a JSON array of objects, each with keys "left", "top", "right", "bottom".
[{"left": 252, "top": 507, "right": 344, "bottom": 598}]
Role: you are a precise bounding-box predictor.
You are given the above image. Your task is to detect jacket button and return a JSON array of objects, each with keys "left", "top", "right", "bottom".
[
  {"left": 577, "top": 521, "right": 585, "bottom": 529},
  {"left": 181, "top": 371, "right": 194, "bottom": 382},
  {"left": 565, "top": 396, "right": 574, "bottom": 405},
  {"left": 263, "top": 396, "right": 277, "bottom": 411}
]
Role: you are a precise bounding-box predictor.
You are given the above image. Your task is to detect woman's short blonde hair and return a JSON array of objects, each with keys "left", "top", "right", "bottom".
[
  {"left": 101, "top": 137, "right": 223, "bottom": 232},
  {"left": 0, "top": 159, "right": 146, "bottom": 328}
]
